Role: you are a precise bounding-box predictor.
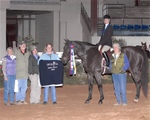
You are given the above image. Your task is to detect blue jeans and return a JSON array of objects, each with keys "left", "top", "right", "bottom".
[
  {"left": 44, "top": 86, "right": 56, "bottom": 103},
  {"left": 15, "top": 79, "right": 27, "bottom": 101},
  {"left": 4, "top": 75, "right": 15, "bottom": 103},
  {"left": 112, "top": 74, "right": 127, "bottom": 104}
]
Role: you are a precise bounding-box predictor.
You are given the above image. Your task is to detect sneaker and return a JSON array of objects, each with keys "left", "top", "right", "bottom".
[
  {"left": 30, "top": 102, "right": 35, "bottom": 105},
  {"left": 43, "top": 101, "right": 47, "bottom": 105},
  {"left": 35, "top": 101, "right": 41, "bottom": 104},
  {"left": 53, "top": 102, "right": 57, "bottom": 104},
  {"left": 15, "top": 101, "right": 22, "bottom": 105},
  {"left": 114, "top": 103, "right": 121, "bottom": 106},
  {"left": 10, "top": 102, "right": 16, "bottom": 105},
  {"left": 122, "top": 103, "right": 127, "bottom": 106},
  {"left": 4, "top": 103, "right": 10, "bottom": 106},
  {"left": 21, "top": 101, "right": 28, "bottom": 105}
]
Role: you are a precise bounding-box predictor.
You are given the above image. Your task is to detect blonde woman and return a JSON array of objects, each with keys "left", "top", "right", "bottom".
[{"left": 2, "top": 47, "right": 16, "bottom": 105}]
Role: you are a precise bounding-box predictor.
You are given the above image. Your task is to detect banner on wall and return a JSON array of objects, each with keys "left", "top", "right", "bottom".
[{"left": 10, "top": 0, "right": 60, "bottom": 5}]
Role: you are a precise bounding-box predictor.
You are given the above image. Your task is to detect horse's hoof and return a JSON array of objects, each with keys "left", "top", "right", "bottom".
[
  {"left": 85, "top": 100, "right": 90, "bottom": 104},
  {"left": 133, "top": 99, "right": 138, "bottom": 103},
  {"left": 98, "top": 100, "right": 103, "bottom": 104}
]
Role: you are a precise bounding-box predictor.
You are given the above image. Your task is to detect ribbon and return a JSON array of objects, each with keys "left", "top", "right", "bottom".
[{"left": 69, "top": 44, "right": 76, "bottom": 76}]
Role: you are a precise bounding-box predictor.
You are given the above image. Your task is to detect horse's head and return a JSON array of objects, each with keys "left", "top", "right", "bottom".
[
  {"left": 141, "top": 42, "right": 147, "bottom": 50},
  {"left": 61, "top": 39, "right": 72, "bottom": 65},
  {"left": 61, "top": 39, "right": 92, "bottom": 65}
]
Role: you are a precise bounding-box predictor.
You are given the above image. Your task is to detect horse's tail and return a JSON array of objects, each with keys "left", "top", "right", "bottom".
[{"left": 141, "top": 50, "right": 149, "bottom": 98}]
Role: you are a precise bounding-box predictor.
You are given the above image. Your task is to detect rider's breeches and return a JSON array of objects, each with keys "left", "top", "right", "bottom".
[{"left": 98, "top": 45, "right": 111, "bottom": 53}]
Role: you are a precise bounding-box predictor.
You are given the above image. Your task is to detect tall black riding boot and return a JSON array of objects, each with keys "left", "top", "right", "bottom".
[{"left": 102, "top": 52, "right": 110, "bottom": 67}]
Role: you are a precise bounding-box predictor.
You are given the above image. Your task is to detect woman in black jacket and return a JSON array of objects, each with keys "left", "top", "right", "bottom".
[{"left": 28, "top": 46, "right": 41, "bottom": 104}]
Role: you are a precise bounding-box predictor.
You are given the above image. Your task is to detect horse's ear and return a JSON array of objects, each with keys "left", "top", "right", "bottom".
[
  {"left": 67, "top": 39, "right": 70, "bottom": 42},
  {"left": 64, "top": 38, "right": 70, "bottom": 43},
  {"left": 64, "top": 39, "right": 68, "bottom": 43}
]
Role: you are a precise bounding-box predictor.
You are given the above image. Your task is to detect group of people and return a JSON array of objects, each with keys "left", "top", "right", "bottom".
[
  {"left": 2, "top": 14, "right": 130, "bottom": 106},
  {"left": 2, "top": 41, "right": 60, "bottom": 105},
  {"left": 97, "top": 14, "right": 130, "bottom": 106}
]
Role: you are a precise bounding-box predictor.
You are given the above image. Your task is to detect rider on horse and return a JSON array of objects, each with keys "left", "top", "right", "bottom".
[{"left": 97, "top": 14, "right": 113, "bottom": 74}]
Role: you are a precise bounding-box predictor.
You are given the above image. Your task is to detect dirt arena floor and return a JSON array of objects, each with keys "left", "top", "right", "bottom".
[{"left": 0, "top": 83, "right": 149, "bottom": 120}]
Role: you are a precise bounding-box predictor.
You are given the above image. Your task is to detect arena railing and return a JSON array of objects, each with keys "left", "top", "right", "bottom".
[{"left": 102, "top": 4, "right": 126, "bottom": 18}]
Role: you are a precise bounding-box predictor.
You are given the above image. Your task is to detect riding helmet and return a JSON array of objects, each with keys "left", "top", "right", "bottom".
[{"left": 103, "top": 14, "right": 111, "bottom": 19}]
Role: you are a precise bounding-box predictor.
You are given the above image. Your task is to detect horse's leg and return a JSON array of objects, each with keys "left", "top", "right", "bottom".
[
  {"left": 95, "top": 72, "right": 104, "bottom": 104},
  {"left": 131, "top": 71, "right": 142, "bottom": 102},
  {"left": 85, "top": 73, "right": 94, "bottom": 104}
]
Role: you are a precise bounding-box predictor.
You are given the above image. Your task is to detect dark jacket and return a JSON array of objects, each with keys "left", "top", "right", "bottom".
[
  {"left": 97, "top": 24, "right": 113, "bottom": 47},
  {"left": 28, "top": 54, "right": 39, "bottom": 75}
]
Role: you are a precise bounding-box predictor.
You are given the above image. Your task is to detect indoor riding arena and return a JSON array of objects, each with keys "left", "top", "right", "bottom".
[{"left": 0, "top": 0, "right": 150, "bottom": 120}]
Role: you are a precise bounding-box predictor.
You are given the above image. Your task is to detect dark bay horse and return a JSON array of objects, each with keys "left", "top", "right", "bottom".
[
  {"left": 61, "top": 39, "right": 149, "bottom": 104},
  {"left": 136, "top": 42, "right": 150, "bottom": 59}
]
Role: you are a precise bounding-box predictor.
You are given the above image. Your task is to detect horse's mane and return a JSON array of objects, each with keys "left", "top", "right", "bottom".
[{"left": 72, "top": 41, "right": 97, "bottom": 47}]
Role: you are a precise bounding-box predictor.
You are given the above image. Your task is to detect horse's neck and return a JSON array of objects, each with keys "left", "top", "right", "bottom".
[
  {"left": 76, "top": 45, "right": 98, "bottom": 72},
  {"left": 76, "top": 44, "right": 94, "bottom": 59},
  {"left": 74, "top": 44, "right": 90, "bottom": 70}
]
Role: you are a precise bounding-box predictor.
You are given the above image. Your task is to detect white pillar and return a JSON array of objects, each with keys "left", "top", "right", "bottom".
[
  {"left": 60, "top": 2, "right": 67, "bottom": 52},
  {"left": 17, "top": 15, "right": 23, "bottom": 37},
  {"left": 24, "top": 15, "right": 29, "bottom": 38},
  {"left": 60, "top": 22, "right": 67, "bottom": 51},
  {"left": 53, "top": 11, "right": 60, "bottom": 52},
  {"left": 0, "top": 7, "right": 7, "bottom": 59},
  {"left": 0, "top": 0, "right": 10, "bottom": 59},
  {"left": 31, "top": 15, "right": 36, "bottom": 42}
]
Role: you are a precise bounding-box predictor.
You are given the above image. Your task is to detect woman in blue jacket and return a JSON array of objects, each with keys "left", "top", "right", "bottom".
[{"left": 38, "top": 43, "right": 60, "bottom": 105}]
